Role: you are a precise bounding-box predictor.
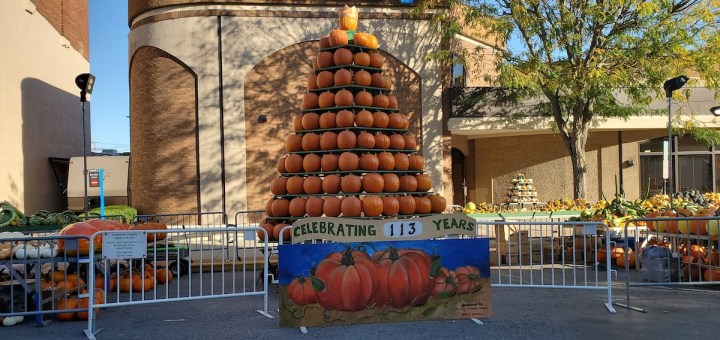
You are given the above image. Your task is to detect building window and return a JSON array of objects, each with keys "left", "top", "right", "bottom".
[
  {"left": 451, "top": 54, "right": 465, "bottom": 88},
  {"left": 640, "top": 136, "right": 718, "bottom": 195}
]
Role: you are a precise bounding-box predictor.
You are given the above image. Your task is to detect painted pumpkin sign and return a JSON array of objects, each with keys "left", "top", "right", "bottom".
[{"left": 278, "top": 238, "right": 491, "bottom": 327}]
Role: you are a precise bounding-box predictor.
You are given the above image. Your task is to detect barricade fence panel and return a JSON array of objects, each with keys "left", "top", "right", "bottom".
[
  {"left": 85, "top": 226, "right": 273, "bottom": 338},
  {"left": 133, "top": 212, "right": 228, "bottom": 229},
  {"left": 234, "top": 210, "right": 266, "bottom": 227}
]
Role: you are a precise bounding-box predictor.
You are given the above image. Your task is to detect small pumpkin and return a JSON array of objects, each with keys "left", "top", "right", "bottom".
[
  {"left": 316, "top": 70, "right": 335, "bottom": 88},
  {"left": 334, "top": 89, "right": 354, "bottom": 107},
  {"left": 389, "top": 134, "right": 406, "bottom": 150},
  {"left": 414, "top": 197, "right": 432, "bottom": 214},
  {"left": 323, "top": 197, "right": 343, "bottom": 217},
  {"left": 374, "top": 133, "right": 391, "bottom": 149},
  {"left": 362, "top": 173, "right": 385, "bottom": 193},
  {"left": 328, "top": 29, "right": 349, "bottom": 46},
  {"left": 393, "top": 153, "right": 410, "bottom": 171},
  {"left": 373, "top": 111, "right": 389, "bottom": 128},
  {"left": 359, "top": 153, "right": 380, "bottom": 170},
  {"left": 354, "top": 70, "right": 372, "bottom": 86},
  {"left": 381, "top": 196, "right": 400, "bottom": 216},
  {"left": 307, "top": 74, "right": 318, "bottom": 90},
  {"left": 356, "top": 110, "right": 374, "bottom": 128},
  {"left": 318, "top": 91, "right": 336, "bottom": 108},
  {"left": 293, "top": 115, "right": 304, "bottom": 132},
  {"left": 272, "top": 199, "right": 291, "bottom": 217},
  {"left": 300, "top": 92, "right": 319, "bottom": 110},
  {"left": 337, "top": 130, "right": 357, "bottom": 149},
  {"left": 377, "top": 152, "right": 395, "bottom": 170},
  {"left": 338, "top": 152, "right": 360, "bottom": 171},
  {"left": 289, "top": 197, "right": 308, "bottom": 217},
  {"left": 303, "top": 176, "right": 323, "bottom": 195},
  {"left": 301, "top": 112, "right": 320, "bottom": 130},
  {"left": 399, "top": 175, "right": 418, "bottom": 192},
  {"left": 357, "top": 131, "right": 376, "bottom": 149},
  {"left": 455, "top": 266, "right": 482, "bottom": 294},
  {"left": 353, "top": 32, "right": 370, "bottom": 47},
  {"left": 372, "top": 94, "right": 389, "bottom": 108},
  {"left": 333, "top": 48, "right": 353, "bottom": 66},
  {"left": 382, "top": 173, "right": 400, "bottom": 192},
  {"left": 287, "top": 276, "right": 317, "bottom": 305},
  {"left": 370, "top": 73, "right": 386, "bottom": 88},
  {"left": 56, "top": 298, "right": 79, "bottom": 321},
  {"left": 320, "top": 131, "right": 338, "bottom": 150},
  {"left": 302, "top": 153, "right": 322, "bottom": 172},
  {"left": 387, "top": 95, "right": 399, "bottom": 109},
  {"left": 301, "top": 133, "right": 320, "bottom": 151},
  {"left": 428, "top": 195, "right": 447, "bottom": 213},
  {"left": 369, "top": 52, "right": 385, "bottom": 68},
  {"left": 319, "top": 111, "right": 337, "bottom": 128},
  {"left": 362, "top": 196, "right": 384, "bottom": 217},
  {"left": 397, "top": 196, "right": 416, "bottom": 215},
  {"left": 334, "top": 68, "right": 353, "bottom": 86},
  {"left": 416, "top": 174, "right": 432, "bottom": 192},
  {"left": 258, "top": 223, "right": 275, "bottom": 241},
  {"left": 341, "top": 174, "right": 362, "bottom": 193},
  {"left": 403, "top": 133, "right": 417, "bottom": 150},
  {"left": 388, "top": 113, "right": 405, "bottom": 129},
  {"left": 265, "top": 198, "right": 275, "bottom": 217},
  {"left": 341, "top": 197, "right": 362, "bottom": 217},
  {"left": 355, "top": 90, "right": 374, "bottom": 107},
  {"left": 354, "top": 52, "right": 371, "bottom": 66},
  {"left": 306, "top": 197, "right": 325, "bottom": 217},
  {"left": 319, "top": 36, "right": 330, "bottom": 48},
  {"left": 408, "top": 155, "right": 424, "bottom": 170},
  {"left": 286, "top": 134, "right": 302, "bottom": 152},
  {"left": 336, "top": 109, "right": 355, "bottom": 127},
  {"left": 317, "top": 51, "right": 334, "bottom": 68},
  {"left": 286, "top": 176, "right": 305, "bottom": 195},
  {"left": 284, "top": 154, "right": 304, "bottom": 173},
  {"left": 271, "top": 177, "right": 288, "bottom": 195},
  {"left": 321, "top": 154, "right": 339, "bottom": 172},
  {"left": 322, "top": 175, "right": 342, "bottom": 194},
  {"left": 273, "top": 223, "right": 291, "bottom": 241}
]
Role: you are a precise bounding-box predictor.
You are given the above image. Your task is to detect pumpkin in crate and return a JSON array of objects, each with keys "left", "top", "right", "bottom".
[
  {"left": 317, "top": 51, "right": 334, "bottom": 68},
  {"left": 258, "top": 223, "right": 275, "bottom": 241},
  {"left": 415, "top": 174, "right": 432, "bottom": 192},
  {"left": 399, "top": 175, "right": 418, "bottom": 192},
  {"left": 301, "top": 112, "right": 320, "bottom": 130},
  {"left": 300, "top": 92, "right": 319, "bottom": 110},
  {"left": 321, "top": 154, "right": 339, "bottom": 172},
  {"left": 322, "top": 174, "right": 342, "bottom": 194},
  {"left": 373, "top": 111, "right": 389, "bottom": 128},
  {"left": 354, "top": 70, "right": 372, "bottom": 86},
  {"left": 341, "top": 174, "right": 362, "bottom": 193},
  {"left": 289, "top": 198, "right": 308, "bottom": 217},
  {"left": 334, "top": 68, "right": 353, "bottom": 86},
  {"left": 286, "top": 176, "right": 305, "bottom": 195},
  {"left": 284, "top": 154, "right": 304, "bottom": 173},
  {"left": 354, "top": 52, "right": 371, "bottom": 67},
  {"left": 318, "top": 91, "right": 336, "bottom": 109},
  {"left": 335, "top": 109, "right": 355, "bottom": 127},
  {"left": 271, "top": 177, "right": 288, "bottom": 195},
  {"left": 57, "top": 222, "right": 102, "bottom": 255},
  {"left": 357, "top": 131, "right": 375, "bottom": 148},
  {"left": 428, "top": 195, "right": 447, "bottom": 213},
  {"left": 372, "top": 94, "right": 389, "bottom": 108},
  {"left": 393, "top": 153, "right": 409, "bottom": 171},
  {"left": 323, "top": 197, "right": 342, "bottom": 217},
  {"left": 320, "top": 131, "right": 338, "bottom": 150},
  {"left": 370, "top": 73, "right": 386, "bottom": 89},
  {"left": 338, "top": 152, "right": 360, "bottom": 171},
  {"left": 382, "top": 173, "right": 400, "bottom": 193},
  {"left": 362, "top": 174, "right": 384, "bottom": 193},
  {"left": 274, "top": 223, "right": 291, "bottom": 241},
  {"left": 369, "top": 52, "right": 384, "bottom": 68},
  {"left": 303, "top": 153, "right": 322, "bottom": 172},
  {"left": 359, "top": 153, "right": 379, "bottom": 171},
  {"left": 286, "top": 134, "right": 302, "bottom": 152},
  {"left": 305, "top": 197, "right": 325, "bottom": 217},
  {"left": 408, "top": 155, "right": 424, "bottom": 171},
  {"left": 414, "top": 196, "right": 432, "bottom": 214},
  {"left": 397, "top": 196, "right": 416, "bottom": 215},
  {"left": 316, "top": 70, "right": 334, "bottom": 88},
  {"left": 334, "top": 48, "right": 353, "bottom": 66},
  {"left": 303, "top": 176, "right": 323, "bottom": 195},
  {"left": 355, "top": 90, "right": 374, "bottom": 107},
  {"left": 337, "top": 130, "right": 357, "bottom": 149},
  {"left": 374, "top": 133, "right": 390, "bottom": 149},
  {"left": 362, "top": 196, "right": 384, "bottom": 217},
  {"left": 381, "top": 196, "right": 400, "bottom": 216},
  {"left": 356, "top": 111, "right": 374, "bottom": 128},
  {"left": 377, "top": 152, "right": 395, "bottom": 170},
  {"left": 341, "top": 197, "right": 362, "bottom": 217},
  {"left": 319, "top": 111, "right": 337, "bottom": 128},
  {"left": 335, "top": 89, "right": 354, "bottom": 107},
  {"left": 56, "top": 298, "right": 79, "bottom": 321}
]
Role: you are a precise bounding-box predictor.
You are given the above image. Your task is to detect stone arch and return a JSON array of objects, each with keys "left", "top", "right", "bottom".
[{"left": 129, "top": 45, "right": 200, "bottom": 214}]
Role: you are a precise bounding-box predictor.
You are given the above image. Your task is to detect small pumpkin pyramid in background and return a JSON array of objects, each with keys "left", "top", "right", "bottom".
[{"left": 260, "top": 6, "right": 447, "bottom": 242}]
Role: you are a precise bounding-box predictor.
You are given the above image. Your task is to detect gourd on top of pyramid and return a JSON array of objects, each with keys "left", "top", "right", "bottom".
[{"left": 321, "top": 5, "right": 380, "bottom": 50}]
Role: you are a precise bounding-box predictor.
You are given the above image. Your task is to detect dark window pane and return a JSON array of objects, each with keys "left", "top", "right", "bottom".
[
  {"left": 678, "top": 137, "right": 710, "bottom": 152},
  {"left": 678, "top": 155, "right": 712, "bottom": 192},
  {"left": 639, "top": 138, "right": 667, "bottom": 153},
  {"left": 640, "top": 155, "right": 666, "bottom": 195}
]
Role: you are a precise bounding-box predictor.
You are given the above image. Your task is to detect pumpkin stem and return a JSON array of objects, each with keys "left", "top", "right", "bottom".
[
  {"left": 388, "top": 247, "right": 400, "bottom": 261},
  {"left": 341, "top": 248, "right": 356, "bottom": 266}
]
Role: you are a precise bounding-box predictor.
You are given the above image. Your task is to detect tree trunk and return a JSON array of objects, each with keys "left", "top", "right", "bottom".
[{"left": 569, "top": 127, "right": 589, "bottom": 199}]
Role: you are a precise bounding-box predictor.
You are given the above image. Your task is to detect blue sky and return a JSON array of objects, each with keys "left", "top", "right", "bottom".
[{"left": 88, "top": 0, "right": 130, "bottom": 153}]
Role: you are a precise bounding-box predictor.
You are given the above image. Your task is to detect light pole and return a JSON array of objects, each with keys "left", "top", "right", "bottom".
[
  {"left": 75, "top": 73, "right": 96, "bottom": 217},
  {"left": 662, "top": 75, "right": 688, "bottom": 210}
]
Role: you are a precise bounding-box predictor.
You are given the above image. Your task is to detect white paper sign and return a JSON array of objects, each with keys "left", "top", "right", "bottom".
[{"left": 102, "top": 232, "right": 147, "bottom": 259}]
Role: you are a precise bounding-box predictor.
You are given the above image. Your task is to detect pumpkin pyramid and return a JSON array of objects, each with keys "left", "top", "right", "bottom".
[{"left": 262, "top": 6, "right": 446, "bottom": 241}]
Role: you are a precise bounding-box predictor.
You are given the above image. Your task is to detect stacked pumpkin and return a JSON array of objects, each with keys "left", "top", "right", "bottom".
[{"left": 262, "top": 11, "right": 447, "bottom": 240}]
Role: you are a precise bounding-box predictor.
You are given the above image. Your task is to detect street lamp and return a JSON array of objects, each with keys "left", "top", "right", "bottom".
[
  {"left": 75, "top": 73, "right": 96, "bottom": 217},
  {"left": 663, "top": 75, "right": 688, "bottom": 209},
  {"left": 711, "top": 106, "right": 720, "bottom": 116}
]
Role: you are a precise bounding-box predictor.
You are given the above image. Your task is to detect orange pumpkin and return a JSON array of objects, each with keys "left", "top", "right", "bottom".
[
  {"left": 58, "top": 222, "right": 102, "bottom": 256},
  {"left": 323, "top": 175, "right": 342, "bottom": 194},
  {"left": 335, "top": 89, "right": 354, "bottom": 106},
  {"left": 428, "top": 195, "right": 447, "bottom": 213},
  {"left": 403, "top": 133, "right": 417, "bottom": 150},
  {"left": 359, "top": 153, "right": 380, "bottom": 170},
  {"left": 56, "top": 298, "right": 79, "bottom": 321},
  {"left": 362, "top": 196, "right": 384, "bottom": 217},
  {"left": 335, "top": 110, "right": 355, "bottom": 127},
  {"left": 334, "top": 68, "right": 353, "bottom": 86},
  {"left": 318, "top": 91, "right": 336, "bottom": 108},
  {"left": 356, "top": 110, "right": 374, "bottom": 128},
  {"left": 286, "top": 134, "right": 302, "bottom": 152},
  {"left": 303, "top": 176, "right": 323, "bottom": 195},
  {"left": 271, "top": 177, "right": 288, "bottom": 195},
  {"left": 377, "top": 152, "right": 395, "bottom": 170},
  {"left": 317, "top": 51, "right": 334, "bottom": 68},
  {"left": 319, "top": 111, "right": 337, "bottom": 128},
  {"left": 397, "top": 196, "right": 417, "bottom": 215},
  {"left": 286, "top": 176, "right": 305, "bottom": 195},
  {"left": 372, "top": 111, "right": 389, "bottom": 128},
  {"left": 302, "top": 153, "right": 322, "bottom": 172},
  {"left": 393, "top": 153, "right": 409, "bottom": 171},
  {"left": 388, "top": 113, "right": 405, "bottom": 129},
  {"left": 355, "top": 90, "right": 373, "bottom": 107},
  {"left": 284, "top": 154, "right": 304, "bottom": 173},
  {"left": 381, "top": 196, "right": 400, "bottom": 216},
  {"left": 354, "top": 52, "right": 371, "bottom": 66},
  {"left": 372, "top": 94, "right": 389, "bottom": 108},
  {"left": 333, "top": 48, "right": 353, "bottom": 66},
  {"left": 316, "top": 70, "right": 335, "bottom": 88},
  {"left": 265, "top": 198, "right": 275, "bottom": 217},
  {"left": 369, "top": 52, "right": 385, "bottom": 68},
  {"left": 272, "top": 199, "right": 291, "bottom": 217},
  {"left": 305, "top": 197, "right": 325, "bottom": 217},
  {"left": 362, "top": 173, "right": 385, "bottom": 193},
  {"left": 300, "top": 92, "right": 319, "bottom": 110},
  {"left": 287, "top": 276, "right": 317, "bottom": 305},
  {"left": 408, "top": 155, "right": 424, "bottom": 170},
  {"left": 382, "top": 173, "right": 400, "bottom": 193},
  {"left": 320, "top": 131, "right": 338, "bottom": 150},
  {"left": 258, "top": 223, "right": 275, "bottom": 241},
  {"left": 357, "top": 131, "right": 376, "bottom": 148},
  {"left": 323, "top": 197, "right": 342, "bottom": 217},
  {"left": 155, "top": 268, "right": 173, "bottom": 284},
  {"left": 389, "top": 134, "right": 405, "bottom": 150},
  {"left": 307, "top": 73, "right": 318, "bottom": 90},
  {"left": 341, "top": 174, "right": 362, "bottom": 193},
  {"left": 341, "top": 197, "right": 362, "bottom": 217},
  {"left": 374, "top": 133, "right": 391, "bottom": 149},
  {"left": 321, "top": 154, "right": 339, "bottom": 172},
  {"left": 414, "top": 197, "right": 432, "bottom": 214},
  {"left": 319, "top": 36, "right": 330, "bottom": 49},
  {"left": 301, "top": 112, "right": 320, "bottom": 130},
  {"left": 337, "top": 130, "right": 357, "bottom": 149},
  {"left": 353, "top": 70, "right": 372, "bottom": 86},
  {"left": 277, "top": 156, "right": 287, "bottom": 173},
  {"left": 329, "top": 30, "right": 349, "bottom": 46},
  {"left": 289, "top": 198, "right": 307, "bottom": 217},
  {"left": 416, "top": 174, "right": 433, "bottom": 192},
  {"left": 399, "top": 175, "right": 418, "bottom": 192},
  {"left": 77, "top": 288, "right": 105, "bottom": 320},
  {"left": 387, "top": 95, "right": 399, "bottom": 109},
  {"left": 273, "top": 223, "right": 291, "bottom": 241},
  {"left": 338, "top": 152, "right": 360, "bottom": 171},
  {"left": 353, "top": 32, "right": 370, "bottom": 47}
]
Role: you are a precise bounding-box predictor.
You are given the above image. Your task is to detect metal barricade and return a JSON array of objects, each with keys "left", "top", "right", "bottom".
[
  {"left": 133, "top": 212, "right": 228, "bottom": 229},
  {"left": 473, "top": 220, "right": 615, "bottom": 313},
  {"left": 619, "top": 216, "right": 720, "bottom": 312},
  {"left": 0, "top": 233, "right": 95, "bottom": 326},
  {"left": 84, "top": 226, "right": 273, "bottom": 339},
  {"left": 234, "top": 210, "right": 266, "bottom": 227}
]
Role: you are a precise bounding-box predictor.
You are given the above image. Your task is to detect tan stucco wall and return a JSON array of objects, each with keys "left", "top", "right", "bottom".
[
  {"left": 467, "top": 130, "right": 668, "bottom": 204},
  {"left": 0, "top": 1, "right": 90, "bottom": 213},
  {"left": 129, "top": 5, "right": 443, "bottom": 217}
]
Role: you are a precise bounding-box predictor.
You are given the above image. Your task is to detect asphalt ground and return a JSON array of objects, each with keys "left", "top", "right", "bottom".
[{"left": 2, "top": 283, "right": 719, "bottom": 340}]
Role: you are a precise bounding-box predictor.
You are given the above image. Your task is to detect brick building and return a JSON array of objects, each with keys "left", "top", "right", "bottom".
[{"left": 0, "top": 0, "right": 90, "bottom": 213}]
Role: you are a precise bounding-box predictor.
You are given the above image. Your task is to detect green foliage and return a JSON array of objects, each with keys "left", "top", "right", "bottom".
[
  {"left": 419, "top": 0, "right": 720, "bottom": 197},
  {"left": 82, "top": 205, "right": 137, "bottom": 223}
]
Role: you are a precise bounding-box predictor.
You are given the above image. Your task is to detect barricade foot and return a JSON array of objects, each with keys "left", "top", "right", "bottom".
[
  {"left": 611, "top": 302, "right": 647, "bottom": 313},
  {"left": 300, "top": 326, "right": 308, "bottom": 334},
  {"left": 257, "top": 310, "right": 276, "bottom": 319},
  {"left": 470, "top": 318, "right": 483, "bottom": 325},
  {"left": 604, "top": 302, "right": 617, "bottom": 313},
  {"left": 84, "top": 327, "right": 102, "bottom": 340}
]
